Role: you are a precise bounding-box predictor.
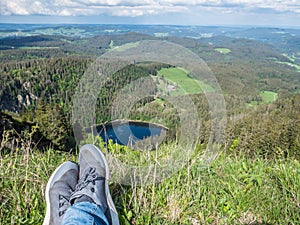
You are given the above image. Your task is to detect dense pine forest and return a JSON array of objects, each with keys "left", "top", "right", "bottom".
[{"left": 0, "top": 25, "right": 299, "bottom": 224}]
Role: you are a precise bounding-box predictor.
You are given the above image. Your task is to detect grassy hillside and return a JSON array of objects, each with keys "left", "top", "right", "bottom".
[{"left": 157, "top": 67, "right": 215, "bottom": 95}]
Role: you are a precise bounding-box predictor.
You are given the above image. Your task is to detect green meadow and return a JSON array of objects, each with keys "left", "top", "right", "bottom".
[
  {"left": 157, "top": 67, "right": 215, "bottom": 95},
  {"left": 247, "top": 91, "right": 278, "bottom": 107},
  {"left": 260, "top": 91, "right": 278, "bottom": 103},
  {"left": 214, "top": 48, "right": 231, "bottom": 54},
  {"left": 19, "top": 46, "right": 60, "bottom": 50},
  {"left": 111, "top": 42, "right": 140, "bottom": 52},
  {"left": 275, "top": 56, "right": 300, "bottom": 72}
]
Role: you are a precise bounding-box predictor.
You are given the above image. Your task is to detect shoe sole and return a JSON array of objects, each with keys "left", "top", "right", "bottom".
[
  {"left": 79, "top": 144, "right": 119, "bottom": 225},
  {"left": 43, "top": 161, "right": 79, "bottom": 225}
]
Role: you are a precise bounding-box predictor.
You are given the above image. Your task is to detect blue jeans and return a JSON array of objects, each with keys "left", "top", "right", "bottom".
[{"left": 62, "top": 202, "right": 109, "bottom": 225}]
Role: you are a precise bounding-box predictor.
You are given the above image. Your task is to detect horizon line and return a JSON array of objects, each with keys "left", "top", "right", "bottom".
[{"left": 0, "top": 22, "right": 299, "bottom": 29}]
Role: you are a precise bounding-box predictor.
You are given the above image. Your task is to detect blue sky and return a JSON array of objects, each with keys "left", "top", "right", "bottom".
[{"left": 0, "top": 0, "right": 300, "bottom": 27}]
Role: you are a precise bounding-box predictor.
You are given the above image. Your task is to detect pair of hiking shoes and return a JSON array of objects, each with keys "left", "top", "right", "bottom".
[{"left": 43, "top": 144, "right": 119, "bottom": 225}]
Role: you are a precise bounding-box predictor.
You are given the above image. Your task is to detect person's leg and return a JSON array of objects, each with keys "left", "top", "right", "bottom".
[
  {"left": 67, "top": 144, "right": 119, "bottom": 225},
  {"left": 61, "top": 202, "right": 109, "bottom": 225},
  {"left": 43, "top": 161, "right": 79, "bottom": 225},
  {"left": 43, "top": 144, "right": 119, "bottom": 225}
]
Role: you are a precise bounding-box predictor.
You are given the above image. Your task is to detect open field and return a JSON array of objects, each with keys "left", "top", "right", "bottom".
[
  {"left": 214, "top": 48, "right": 231, "bottom": 54},
  {"left": 157, "top": 67, "right": 215, "bottom": 95},
  {"left": 276, "top": 61, "right": 300, "bottom": 72},
  {"left": 246, "top": 91, "right": 278, "bottom": 107},
  {"left": 34, "top": 27, "right": 90, "bottom": 37},
  {"left": 111, "top": 42, "right": 140, "bottom": 52},
  {"left": 260, "top": 91, "right": 278, "bottom": 103},
  {"left": 154, "top": 33, "right": 168, "bottom": 37},
  {"left": 275, "top": 56, "right": 300, "bottom": 72},
  {"left": 19, "top": 46, "right": 60, "bottom": 50}
]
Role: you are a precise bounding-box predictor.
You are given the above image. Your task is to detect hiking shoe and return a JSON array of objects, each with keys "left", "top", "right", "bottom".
[
  {"left": 43, "top": 161, "right": 79, "bottom": 225},
  {"left": 70, "top": 144, "right": 119, "bottom": 225}
]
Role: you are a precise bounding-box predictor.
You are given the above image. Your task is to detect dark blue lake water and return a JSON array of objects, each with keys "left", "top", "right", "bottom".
[{"left": 96, "top": 121, "right": 166, "bottom": 147}]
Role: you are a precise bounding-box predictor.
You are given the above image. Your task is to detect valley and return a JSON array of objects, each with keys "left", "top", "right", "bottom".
[{"left": 0, "top": 24, "right": 299, "bottom": 224}]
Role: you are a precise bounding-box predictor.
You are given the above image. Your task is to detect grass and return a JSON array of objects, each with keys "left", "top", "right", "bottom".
[
  {"left": 1, "top": 136, "right": 300, "bottom": 224},
  {"left": 157, "top": 67, "right": 215, "bottom": 95},
  {"left": 246, "top": 102, "right": 259, "bottom": 108},
  {"left": 277, "top": 61, "right": 300, "bottom": 72},
  {"left": 215, "top": 48, "right": 231, "bottom": 54},
  {"left": 111, "top": 42, "right": 140, "bottom": 52},
  {"left": 275, "top": 57, "right": 300, "bottom": 72},
  {"left": 35, "top": 27, "right": 88, "bottom": 37},
  {"left": 154, "top": 33, "right": 168, "bottom": 37},
  {"left": 109, "top": 40, "right": 114, "bottom": 49},
  {"left": 260, "top": 91, "right": 278, "bottom": 103},
  {"left": 246, "top": 91, "right": 278, "bottom": 107},
  {"left": 18, "top": 47, "right": 60, "bottom": 50},
  {"left": 282, "top": 53, "right": 295, "bottom": 62},
  {"left": 0, "top": 148, "right": 76, "bottom": 224}
]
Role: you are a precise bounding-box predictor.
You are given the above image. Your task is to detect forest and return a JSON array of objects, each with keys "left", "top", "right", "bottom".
[{"left": 1, "top": 30, "right": 299, "bottom": 154}]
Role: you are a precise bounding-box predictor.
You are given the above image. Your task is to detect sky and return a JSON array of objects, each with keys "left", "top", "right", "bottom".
[{"left": 0, "top": 0, "right": 300, "bottom": 27}]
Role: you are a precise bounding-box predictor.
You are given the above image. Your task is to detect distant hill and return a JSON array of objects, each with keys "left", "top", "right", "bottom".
[
  {"left": 1, "top": 24, "right": 299, "bottom": 53},
  {"left": 1, "top": 31, "right": 299, "bottom": 111}
]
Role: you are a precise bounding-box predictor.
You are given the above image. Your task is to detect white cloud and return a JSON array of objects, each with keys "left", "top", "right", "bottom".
[
  {"left": 0, "top": 0, "right": 299, "bottom": 17},
  {"left": 109, "top": 5, "right": 186, "bottom": 17},
  {"left": 0, "top": 0, "right": 54, "bottom": 15},
  {"left": 0, "top": 0, "right": 29, "bottom": 15},
  {"left": 161, "top": 0, "right": 300, "bottom": 13}
]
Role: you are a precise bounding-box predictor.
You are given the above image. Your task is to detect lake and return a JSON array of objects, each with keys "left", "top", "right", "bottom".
[{"left": 95, "top": 120, "right": 168, "bottom": 150}]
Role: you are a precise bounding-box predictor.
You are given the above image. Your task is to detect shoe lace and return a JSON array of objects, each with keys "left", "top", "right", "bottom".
[
  {"left": 58, "top": 193, "right": 70, "bottom": 217},
  {"left": 74, "top": 167, "right": 104, "bottom": 192}
]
